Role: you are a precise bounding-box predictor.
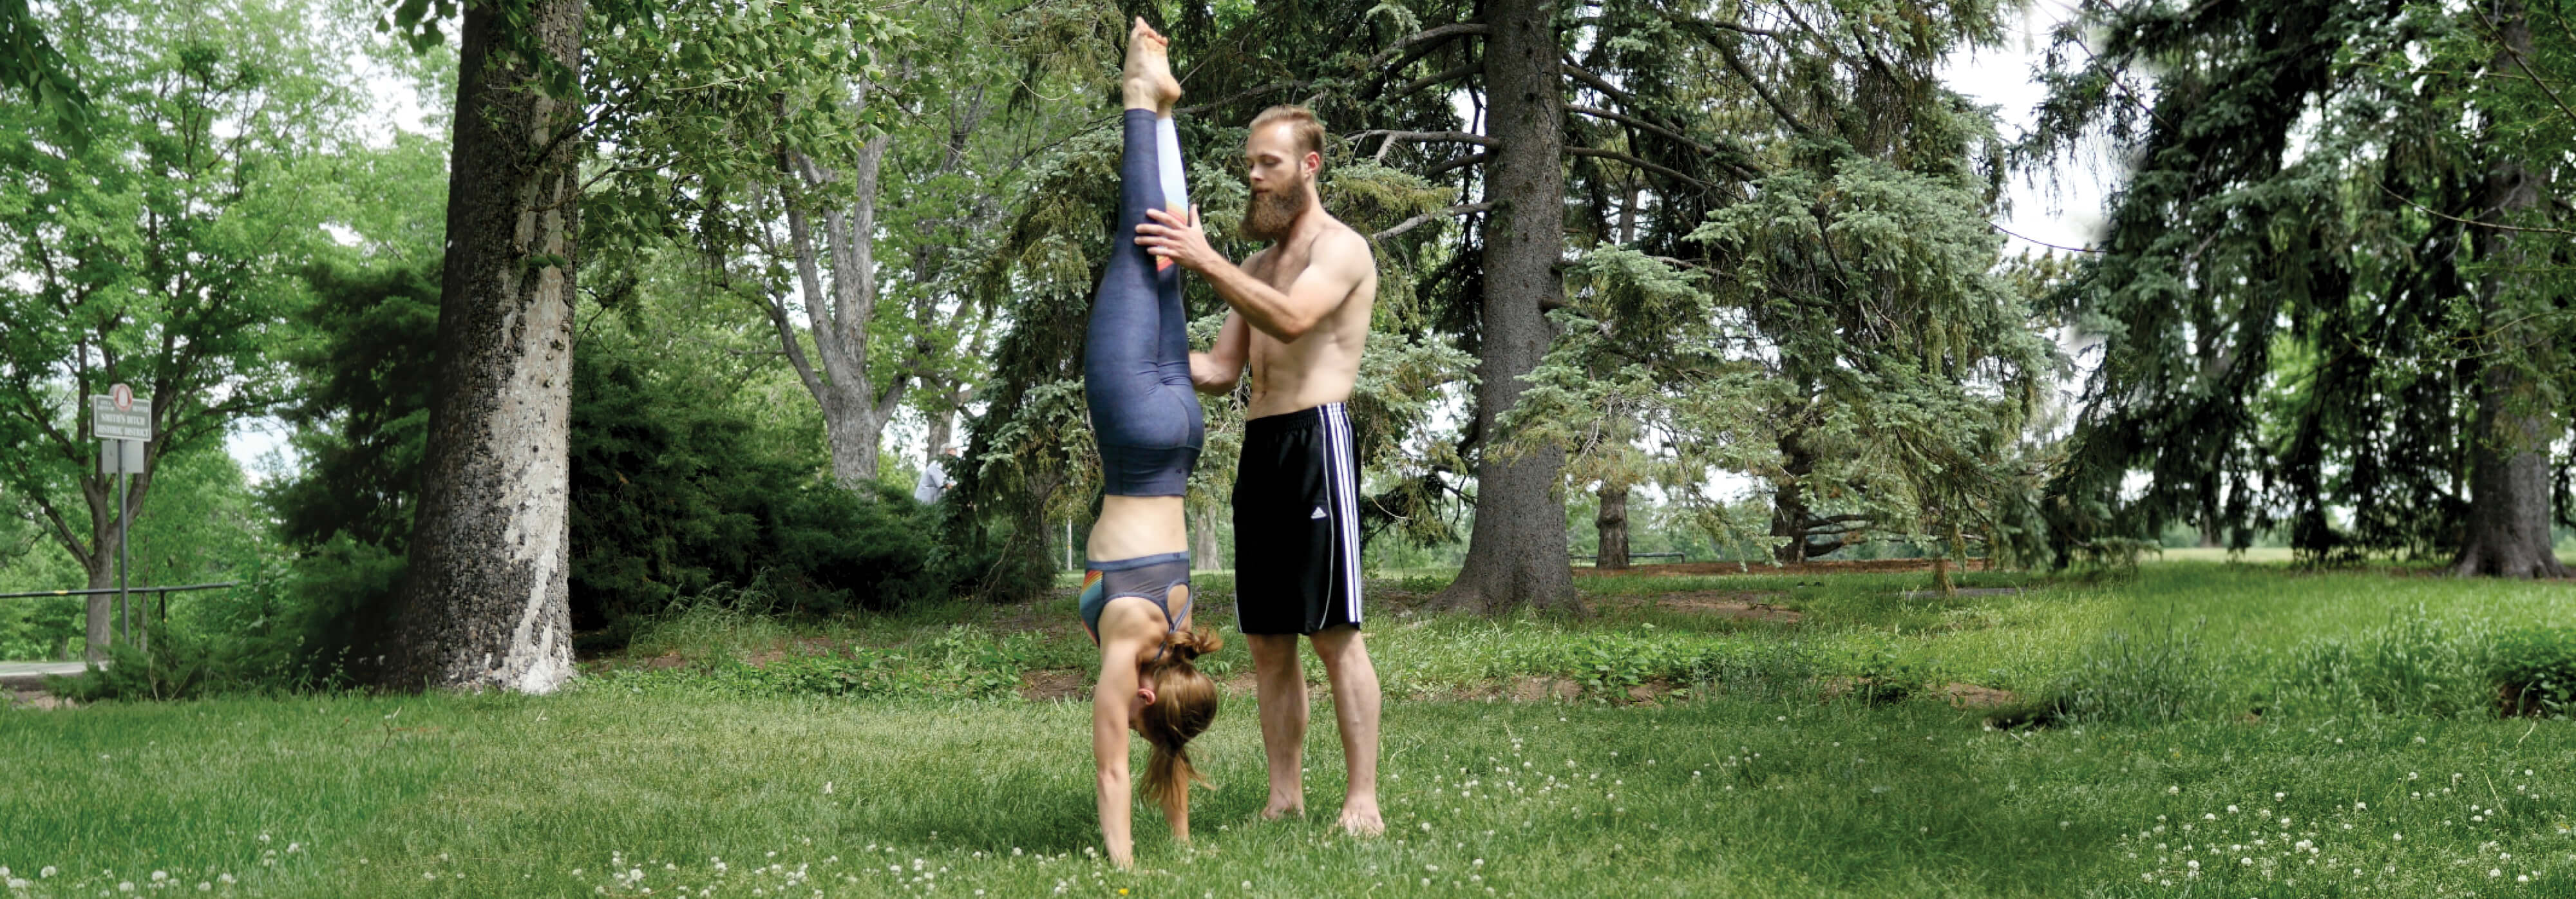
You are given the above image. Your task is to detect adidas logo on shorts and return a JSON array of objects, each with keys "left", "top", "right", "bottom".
[{"left": 1311, "top": 506, "right": 1328, "bottom": 520}]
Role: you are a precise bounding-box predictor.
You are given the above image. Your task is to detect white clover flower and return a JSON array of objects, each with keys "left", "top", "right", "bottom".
[
  {"left": 2275, "top": 792, "right": 2286, "bottom": 800},
  {"left": 2491, "top": 869, "right": 2503, "bottom": 878},
  {"left": 196, "top": 884, "right": 208, "bottom": 892},
  {"left": 2168, "top": 786, "right": 2181, "bottom": 795},
  {"left": 39, "top": 868, "right": 55, "bottom": 879},
  {"left": 119, "top": 882, "right": 135, "bottom": 892}
]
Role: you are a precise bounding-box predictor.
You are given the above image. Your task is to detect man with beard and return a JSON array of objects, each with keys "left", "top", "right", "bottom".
[{"left": 1133, "top": 104, "right": 1385, "bottom": 837}]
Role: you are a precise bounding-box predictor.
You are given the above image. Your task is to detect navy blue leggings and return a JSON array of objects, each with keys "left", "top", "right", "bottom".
[{"left": 1086, "top": 109, "right": 1204, "bottom": 497}]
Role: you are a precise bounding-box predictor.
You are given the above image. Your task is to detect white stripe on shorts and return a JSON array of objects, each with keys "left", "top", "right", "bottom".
[{"left": 1322, "top": 403, "right": 1362, "bottom": 625}]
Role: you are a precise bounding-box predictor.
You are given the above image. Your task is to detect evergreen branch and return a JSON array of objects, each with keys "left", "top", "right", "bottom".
[
  {"left": 1566, "top": 147, "right": 1710, "bottom": 190},
  {"left": 2474, "top": 6, "right": 2576, "bottom": 125},
  {"left": 1566, "top": 105, "right": 1714, "bottom": 155},
  {"left": 2378, "top": 181, "right": 2576, "bottom": 235},
  {"left": 1991, "top": 222, "right": 2102, "bottom": 254},
  {"left": 1354, "top": 129, "right": 1499, "bottom": 162},
  {"left": 1175, "top": 80, "right": 1306, "bottom": 116},
  {"left": 1361, "top": 22, "right": 1490, "bottom": 74},
  {"left": 1387, "top": 61, "right": 1483, "bottom": 103},
  {"left": 1708, "top": 41, "right": 1814, "bottom": 136},
  {"left": 1372, "top": 202, "right": 1493, "bottom": 241},
  {"left": 1423, "top": 151, "right": 1491, "bottom": 177}
]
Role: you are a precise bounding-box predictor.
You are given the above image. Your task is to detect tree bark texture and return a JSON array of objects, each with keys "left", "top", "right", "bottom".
[
  {"left": 773, "top": 135, "right": 907, "bottom": 490},
  {"left": 1433, "top": 0, "right": 1583, "bottom": 616},
  {"left": 1594, "top": 484, "right": 1630, "bottom": 570},
  {"left": 1191, "top": 495, "right": 1224, "bottom": 563},
  {"left": 395, "top": 0, "right": 584, "bottom": 692},
  {"left": 2454, "top": 1, "right": 2570, "bottom": 579}
]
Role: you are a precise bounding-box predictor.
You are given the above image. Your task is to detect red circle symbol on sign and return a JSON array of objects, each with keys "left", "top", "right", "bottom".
[{"left": 111, "top": 384, "right": 133, "bottom": 412}]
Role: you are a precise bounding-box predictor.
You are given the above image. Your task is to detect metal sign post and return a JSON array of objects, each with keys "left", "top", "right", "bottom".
[{"left": 91, "top": 384, "right": 149, "bottom": 651}]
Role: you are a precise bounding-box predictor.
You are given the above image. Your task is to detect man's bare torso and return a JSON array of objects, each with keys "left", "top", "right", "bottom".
[{"left": 1239, "top": 220, "right": 1376, "bottom": 419}]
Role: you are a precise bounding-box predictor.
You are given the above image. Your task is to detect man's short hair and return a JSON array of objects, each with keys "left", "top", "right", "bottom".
[{"left": 1249, "top": 105, "right": 1327, "bottom": 170}]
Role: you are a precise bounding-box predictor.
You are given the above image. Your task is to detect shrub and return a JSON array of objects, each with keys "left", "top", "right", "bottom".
[
  {"left": 2281, "top": 612, "right": 2491, "bottom": 719},
  {"left": 2490, "top": 627, "right": 2576, "bottom": 717},
  {"left": 44, "top": 623, "right": 305, "bottom": 703},
  {"left": 1998, "top": 622, "right": 2221, "bottom": 727}
]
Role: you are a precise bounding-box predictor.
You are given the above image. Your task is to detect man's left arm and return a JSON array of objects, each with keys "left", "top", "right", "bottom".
[{"left": 1138, "top": 207, "right": 1367, "bottom": 343}]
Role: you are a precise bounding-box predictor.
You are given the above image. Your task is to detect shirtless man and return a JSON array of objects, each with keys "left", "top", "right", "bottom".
[{"left": 1133, "top": 105, "right": 1385, "bottom": 836}]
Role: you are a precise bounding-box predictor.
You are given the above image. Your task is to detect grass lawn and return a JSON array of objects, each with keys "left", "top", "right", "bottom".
[{"left": 8, "top": 561, "right": 2576, "bottom": 898}]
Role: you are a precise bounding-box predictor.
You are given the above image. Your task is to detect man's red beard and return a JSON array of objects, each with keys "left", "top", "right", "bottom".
[{"left": 1242, "top": 176, "right": 1312, "bottom": 242}]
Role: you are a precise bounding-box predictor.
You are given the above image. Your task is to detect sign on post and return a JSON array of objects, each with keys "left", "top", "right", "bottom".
[{"left": 90, "top": 386, "right": 151, "bottom": 441}]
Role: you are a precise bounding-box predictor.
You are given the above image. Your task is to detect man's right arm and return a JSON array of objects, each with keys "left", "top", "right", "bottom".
[{"left": 1189, "top": 311, "right": 1248, "bottom": 394}]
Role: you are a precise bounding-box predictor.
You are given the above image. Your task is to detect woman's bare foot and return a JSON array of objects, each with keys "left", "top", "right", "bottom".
[
  {"left": 1336, "top": 799, "right": 1385, "bottom": 837},
  {"left": 1258, "top": 795, "right": 1303, "bottom": 820},
  {"left": 1121, "top": 17, "right": 1181, "bottom": 113}
]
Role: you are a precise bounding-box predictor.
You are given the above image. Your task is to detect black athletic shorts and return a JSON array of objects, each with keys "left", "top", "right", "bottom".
[{"left": 1232, "top": 402, "right": 1363, "bottom": 635}]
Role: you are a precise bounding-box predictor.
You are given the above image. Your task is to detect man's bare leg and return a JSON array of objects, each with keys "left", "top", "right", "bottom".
[
  {"left": 1246, "top": 632, "right": 1308, "bottom": 819},
  {"left": 1121, "top": 17, "right": 1180, "bottom": 113},
  {"left": 1309, "top": 627, "right": 1384, "bottom": 835}
]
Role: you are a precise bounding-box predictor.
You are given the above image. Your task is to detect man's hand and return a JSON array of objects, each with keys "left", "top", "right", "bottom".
[{"left": 1137, "top": 205, "right": 1223, "bottom": 273}]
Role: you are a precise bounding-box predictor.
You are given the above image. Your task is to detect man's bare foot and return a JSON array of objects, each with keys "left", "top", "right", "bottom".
[
  {"left": 1258, "top": 796, "right": 1304, "bottom": 820},
  {"left": 1335, "top": 798, "right": 1385, "bottom": 837},
  {"left": 1121, "top": 17, "right": 1181, "bottom": 113}
]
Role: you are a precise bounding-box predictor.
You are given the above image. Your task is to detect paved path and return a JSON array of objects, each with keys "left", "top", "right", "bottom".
[{"left": 0, "top": 661, "right": 89, "bottom": 688}]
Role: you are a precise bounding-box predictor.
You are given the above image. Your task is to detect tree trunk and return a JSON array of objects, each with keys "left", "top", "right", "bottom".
[
  {"left": 1432, "top": 0, "right": 1582, "bottom": 616},
  {"left": 1769, "top": 427, "right": 1838, "bottom": 563},
  {"left": 2453, "top": 1, "right": 2570, "bottom": 580},
  {"left": 775, "top": 135, "right": 906, "bottom": 490},
  {"left": 2196, "top": 487, "right": 2222, "bottom": 549},
  {"left": 393, "top": 0, "right": 583, "bottom": 692},
  {"left": 1191, "top": 497, "right": 1223, "bottom": 565},
  {"left": 924, "top": 408, "right": 955, "bottom": 465},
  {"left": 1594, "top": 484, "right": 1629, "bottom": 570}
]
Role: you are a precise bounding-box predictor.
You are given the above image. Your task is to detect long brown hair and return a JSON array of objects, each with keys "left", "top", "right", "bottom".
[{"left": 1137, "top": 625, "right": 1222, "bottom": 813}]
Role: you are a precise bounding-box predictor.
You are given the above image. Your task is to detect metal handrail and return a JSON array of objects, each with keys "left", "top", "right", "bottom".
[{"left": 0, "top": 582, "right": 236, "bottom": 600}]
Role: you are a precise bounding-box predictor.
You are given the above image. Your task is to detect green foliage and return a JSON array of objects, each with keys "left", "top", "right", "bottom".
[
  {"left": 2030, "top": 0, "right": 2576, "bottom": 562},
  {"left": 43, "top": 621, "right": 307, "bottom": 702},
  {"left": 569, "top": 319, "right": 949, "bottom": 630},
  {"left": 1, "top": 0, "right": 367, "bottom": 604},
  {"left": 2490, "top": 627, "right": 2576, "bottom": 717},
  {"left": 270, "top": 264, "right": 441, "bottom": 553},
  {"left": 0, "top": 0, "right": 95, "bottom": 142}
]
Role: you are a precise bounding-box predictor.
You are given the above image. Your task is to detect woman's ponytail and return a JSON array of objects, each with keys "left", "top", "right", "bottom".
[{"left": 1137, "top": 625, "right": 1222, "bottom": 813}]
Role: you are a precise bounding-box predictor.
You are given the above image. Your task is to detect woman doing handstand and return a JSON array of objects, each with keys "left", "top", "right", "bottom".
[{"left": 1083, "top": 17, "right": 1220, "bottom": 871}]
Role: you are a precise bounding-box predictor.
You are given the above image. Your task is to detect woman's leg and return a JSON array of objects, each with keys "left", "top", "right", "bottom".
[{"left": 1084, "top": 23, "right": 1196, "bottom": 562}]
